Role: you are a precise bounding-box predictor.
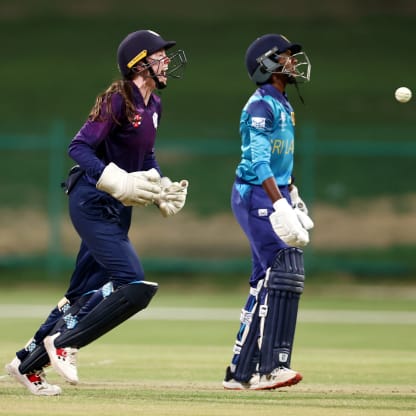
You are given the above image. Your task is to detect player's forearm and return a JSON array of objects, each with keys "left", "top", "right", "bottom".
[
  {"left": 68, "top": 141, "right": 105, "bottom": 181},
  {"left": 262, "top": 176, "right": 284, "bottom": 203}
]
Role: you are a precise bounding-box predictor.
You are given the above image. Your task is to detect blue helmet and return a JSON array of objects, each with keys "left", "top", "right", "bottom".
[
  {"left": 245, "top": 34, "right": 310, "bottom": 85},
  {"left": 117, "top": 30, "right": 176, "bottom": 79}
]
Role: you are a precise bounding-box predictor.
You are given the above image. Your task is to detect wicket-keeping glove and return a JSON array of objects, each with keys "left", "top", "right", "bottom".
[
  {"left": 156, "top": 176, "right": 189, "bottom": 217},
  {"left": 269, "top": 198, "right": 310, "bottom": 247},
  {"left": 96, "top": 162, "right": 161, "bottom": 207},
  {"left": 290, "top": 185, "right": 314, "bottom": 231}
]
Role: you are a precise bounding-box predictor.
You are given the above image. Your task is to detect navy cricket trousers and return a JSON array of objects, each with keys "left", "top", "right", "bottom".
[
  {"left": 18, "top": 176, "right": 146, "bottom": 350},
  {"left": 68, "top": 176, "right": 145, "bottom": 293},
  {"left": 231, "top": 179, "right": 291, "bottom": 286}
]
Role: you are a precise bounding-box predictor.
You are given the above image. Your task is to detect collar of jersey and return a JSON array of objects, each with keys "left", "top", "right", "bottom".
[{"left": 258, "top": 84, "right": 288, "bottom": 103}]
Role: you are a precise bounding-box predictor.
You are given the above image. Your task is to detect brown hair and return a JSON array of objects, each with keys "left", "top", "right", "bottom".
[{"left": 88, "top": 80, "right": 136, "bottom": 124}]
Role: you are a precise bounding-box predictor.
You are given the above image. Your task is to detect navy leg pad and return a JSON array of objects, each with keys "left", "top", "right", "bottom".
[
  {"left": 230, "top": 280, "right": 266, "bottom": 382},
  {"left": 54, "top": 281, "right": 158, "bottom": 349},
  {"left": 259, "top": 247, "right": 304, "bottom": 374},
  {"left": 233, "top": 301, "right": 261, "bottom": 382},
  {"left": 19, "top": 296, "right": 91, "bottom": 374}
]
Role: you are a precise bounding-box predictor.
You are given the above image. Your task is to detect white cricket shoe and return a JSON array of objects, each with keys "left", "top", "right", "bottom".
[
  {"left": 223, "top": 377, "right": 252, "bottom": 390},
  {"left": 223, "top": 366, "right": 302, "bottom": 390},
  {"left": 5, "top": 357, "right": 62, "bottom": 396},
  {"left": 222, "top": 366, "right": 258, "bottom": 390},
  {"left": 251, "top": 367, "right": 303, "bottom": 390},
  {"left": 44, "top": 333, "right": 79, "bottom": 385}
]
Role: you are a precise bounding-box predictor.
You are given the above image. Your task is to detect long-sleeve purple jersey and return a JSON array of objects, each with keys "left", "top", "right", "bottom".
[{"left": 69, "top": 82, "right": 162, "bottom": 184}]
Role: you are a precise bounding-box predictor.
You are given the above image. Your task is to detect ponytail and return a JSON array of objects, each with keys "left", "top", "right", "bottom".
[{"left": 88, "top": 80, "right": 137, "bottom": 124}]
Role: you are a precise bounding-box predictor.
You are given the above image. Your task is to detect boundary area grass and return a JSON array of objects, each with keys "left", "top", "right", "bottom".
[{"left": 0, "top": 283, "right": 415, "bottom": 415}]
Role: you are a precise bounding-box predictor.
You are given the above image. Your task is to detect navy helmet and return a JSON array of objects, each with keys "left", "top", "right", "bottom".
[
  {"left": 245, "top": 34, "right": 310, "bottom": 85},
  {"left": 117, "top": 30, "right": 176, "bottom": 79}
]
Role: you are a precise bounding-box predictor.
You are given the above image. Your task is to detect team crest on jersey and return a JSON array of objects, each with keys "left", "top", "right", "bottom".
[
  {"left": 132, "top": 113, "right": 142, "bottom": 128},
  {"left": 152, "top": 112, "right": 158, "bottom": 129},
  {"left": 251, "top": 117, "right": 266, "bottom": 129},
  {"left": 291, "top": 111, "right": 296, "bottom": 126}
]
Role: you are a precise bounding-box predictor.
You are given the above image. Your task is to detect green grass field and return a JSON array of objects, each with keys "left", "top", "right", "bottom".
[{"left": 0, "top": 283, "right": 415, "bottom": 415}]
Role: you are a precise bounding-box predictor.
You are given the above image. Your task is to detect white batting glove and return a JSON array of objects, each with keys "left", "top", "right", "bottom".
[
  {"left": 156, "top": 177, "right": 189, "bottom": 217},
  {"left": 269, "top": 198, "right": 309, "bottom": 247},
  {"left": 290, "top": 185, "right": 314, "bottom": 230},
  {"left": 96, "top": 162, "right": 161, "bottom": 207}
]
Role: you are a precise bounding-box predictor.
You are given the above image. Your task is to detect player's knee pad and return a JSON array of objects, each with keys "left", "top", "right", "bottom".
[
  {"left": 19, "top": 295, "right": 90, "bottom": 374},
  {"left": 258, "top": 247, "right": 304, "bottom": 374},
  {"left": 54, "top": 281, "right": 158, "bottom": 349},
  {"left": 231, "top": 279, "right": 266, "bottom": 382}
]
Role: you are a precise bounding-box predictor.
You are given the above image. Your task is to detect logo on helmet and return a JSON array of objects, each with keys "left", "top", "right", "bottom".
[{"left": 127, "top": 50, "right": 148, "bottom": 69}]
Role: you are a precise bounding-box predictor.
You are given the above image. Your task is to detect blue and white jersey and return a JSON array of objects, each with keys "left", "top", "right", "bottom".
[{"left": 236, "top": 83, "right": 296, "bottom": 187}]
